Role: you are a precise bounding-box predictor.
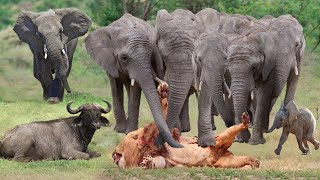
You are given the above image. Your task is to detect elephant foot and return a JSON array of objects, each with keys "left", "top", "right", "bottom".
[
  {"left": 181, "top": 126, "right": 191, "bottom": 133},
  {"left": 212, "top": 124, "right": 217, "bottom": 131},
  {"left": 315, "top": 142, "right": 319, "bottom": 150},
  {"left": 274, "top": 148, "right": 281, "bottom": 155},
  {"left": 301, "top": 149, "right": 310, "bottom": 155},
  {"left": 234, "top": 129, "right": 251, "bottom": 143},
  {"left": 248, "top": 135, "right": 266, "bottom": 145},
  {"left": 198, "top": 132, "right": 215, "bottom": 147},
  {"left": 114, "top": 123, "right": 127, "bottom": 133},
  {"left": 125, "top": 126, "right": 138, "bottom": 134},
  {"left": 47, "top": 97, "right": 61, "bottom": 104}
]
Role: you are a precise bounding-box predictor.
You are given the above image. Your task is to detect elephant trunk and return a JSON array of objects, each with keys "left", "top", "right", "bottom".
[
  {"left": 230, "top": 71, "right": 251, "bottom": 124},
  {"left": 166, "top": 71, "right": 193, "bottom": 130},
  {"left": 266, "top": 119, "right": 281, "bottom": 133},
  {"left": 46, "top": 35, "right": 71, "bottom": 92},
  {"left": 208, "top": 70, "right": 235, "bottom": 127},
  {"left": 137, "top": 70, "right": 183, "bottom": 148}
]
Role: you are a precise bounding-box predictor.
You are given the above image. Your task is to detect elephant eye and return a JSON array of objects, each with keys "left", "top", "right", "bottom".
[{"left": 120, "top": 54, "right": 129, "bottom": 63}]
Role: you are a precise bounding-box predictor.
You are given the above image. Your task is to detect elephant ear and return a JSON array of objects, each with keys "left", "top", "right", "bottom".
[
  {"left": 257, "top": 31, "right": 276, "bottom": 81},
  {"left": 85, "top": 26, "right": 120, "bottom": 78},
  {"left": 55, "top": 8, "right": 92, "bottom": 44},
  {"left": 285, "top": 100, "right": 300, "bottom": 124},
  {"left": 195, "top": 8, "right": 220, "bottom": 33},
  {"left": 155, "top": 9, "right": 172, "bottom": 29},
  {"left": 13, "top": 11, "right": 42, "bottom": 52}
]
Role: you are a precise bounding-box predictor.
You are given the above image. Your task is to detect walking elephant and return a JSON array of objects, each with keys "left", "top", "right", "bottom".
[
  {"left": 227, "top": 14, "right": 305, "bottom": 144},
  {"left": 13, "top": 8, "right": 91, "bottom": 103},
  {"left": 85, "top": 14, "right": 182, "bottom": 148},
  {"left": 267, "top": 101, "right": 319, "bottom": 155},
  {"left": 193, "top": 8, "right": 265, "bottom": 146},
  {"left": 155, "top": 9, "right": 205, "bottom": 136}
]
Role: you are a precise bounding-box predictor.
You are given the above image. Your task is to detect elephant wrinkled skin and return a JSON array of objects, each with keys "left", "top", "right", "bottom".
[
  {"left": 267, "top": 101, "right": 320, "bottom": 155},
  {"left": 13, "top": 8, "right": 91, "bottom": 103},
  {"left": 85, "top": 13, "right": 182, "bottom": 148},
  {"left": 227, "top": 15, "right": 305, "bottom": 145},
  {"left": 155, "top": 9, "right": 205, "bottom": 143}
]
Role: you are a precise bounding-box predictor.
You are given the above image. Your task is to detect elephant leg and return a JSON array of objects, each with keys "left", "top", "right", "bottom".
[
  {"left": 284, "top": 57, "right": 301, "bottom": 105},
  {"left": 303, "top": 140, "right": 310, "bottom": 153},
  {"left": 248, "top": 77, "right": 274, "bottom": 145},
  {"left": 295, "top": 129, "right": 309, "bottom": 154},
  {"left": 211, "top": 104, "right": 217, "bottom": 131},
  {"left": 65, "top": 39, "right": 77, "bottom": 77},
  {"left": 307, "top": 137, "right": 320, "bottom": 150},
  {"left": 304, "top": 127, "right": 320, "bottom": 150},
  {"left": 47, "top": 78, "right": 64, "bottom": 103},
  {"left": 33, "top": 52, "right": 52, "bottom": 101},
  {"left": 125, "top": 82, "right": 142, "bottom": 134},
  {"left": 197, "top": 83, "right": 215, "bottom": 147},
  {"left": 223, "top": 95, "right": 235, "bottom": 127},
  {"left": 109, "top": 75, "right": 127, "bottom": 133},
  {"left": 274, "top": 130, "right": 289, "bottom": 155},
  {"left": 179, "top": 93, "right": 191, "bottom": 132}
]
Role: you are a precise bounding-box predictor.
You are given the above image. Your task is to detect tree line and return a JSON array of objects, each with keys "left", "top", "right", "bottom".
[{"left": 1, "top": 0, "right": 320, "bottom": 51}]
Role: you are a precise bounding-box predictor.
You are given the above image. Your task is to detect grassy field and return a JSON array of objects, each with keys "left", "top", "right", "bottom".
[{"left": 1, "top": 27, "right": 320, "bottom": 179}]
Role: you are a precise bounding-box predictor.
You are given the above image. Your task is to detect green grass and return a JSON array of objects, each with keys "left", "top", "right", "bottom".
[{"left": 1, "top": 27, "right": 320, "bottom": 179}]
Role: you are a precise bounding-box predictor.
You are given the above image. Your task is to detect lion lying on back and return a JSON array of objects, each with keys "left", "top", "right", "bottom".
[{"left": 112, "top": 84, "right": 260, "bottom": 169}]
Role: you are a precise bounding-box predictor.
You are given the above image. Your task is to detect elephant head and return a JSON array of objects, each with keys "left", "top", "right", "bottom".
[
  {"left": 267, "top": 100, "right": 300, "bottom": 133},
  {"left": 13, "top": 8, "right": 92, "bottom": 93},
  {"left": 85, "top": 14, "right": 182, "bottom": 148},
  {"left": 227, "top": 15, "right": 304, "bottom": 127}
]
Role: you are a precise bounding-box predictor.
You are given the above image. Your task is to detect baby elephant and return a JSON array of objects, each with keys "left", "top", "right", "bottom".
[
  {"left": 267, "top": 100, "right": 319, "bottom": 155},
  {"left": 0, "top": 101, "right": 111, "bottom": 162}
]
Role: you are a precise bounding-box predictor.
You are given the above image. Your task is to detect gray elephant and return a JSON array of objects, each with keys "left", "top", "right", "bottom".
[
  {"left": 267, "top": 101, "right": 319, "bottom": 155},
  {"left": 13, "top": 8, "right": 92, "bottom": 103},
  {"left": 85, "top": 14, "right": 182, "bottom": 148},
  {"left": 193, "top": 8, "right": 265, "bottom": 146},
  {"left": 155, "top": 9, "right": 205, "bottom": 135},
  {"left": 227, "top": 14, "right": 305, "bottom": 144},
  {"left": 193, "top": 32, "right": 235, "bottom": 146}
]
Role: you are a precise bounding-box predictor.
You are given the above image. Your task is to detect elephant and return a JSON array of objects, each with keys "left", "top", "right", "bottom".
[
  {"left": 267, "top": 101, "right": 320, "bottom": 155},
  {"left": 226, "top": 14, "right": 305, "bottom": 145},
  {"left": 155, "top": 9, "right": 205, "bottom": 136},
  {"left": 85, "top": 13, "right": 182, "bottom": 148},
  {"left": 13, "top": 8, "right": 92, "bottom": 103},
  {"left": 193, "top": 8, "right": 265, "bottom": 146}
]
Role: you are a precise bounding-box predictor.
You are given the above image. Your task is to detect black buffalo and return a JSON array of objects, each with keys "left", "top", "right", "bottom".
[{"left": 0, "top": 101, "right": 111, "bottom": 162}]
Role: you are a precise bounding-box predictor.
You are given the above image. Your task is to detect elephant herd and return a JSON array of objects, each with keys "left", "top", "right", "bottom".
[{"left": 14, "top": 8, "right": 305, "bottom": 148}]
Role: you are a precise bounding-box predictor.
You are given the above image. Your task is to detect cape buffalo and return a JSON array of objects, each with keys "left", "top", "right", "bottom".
[{"left": 0, "top": 101, "right": 111, "bottom": 162}]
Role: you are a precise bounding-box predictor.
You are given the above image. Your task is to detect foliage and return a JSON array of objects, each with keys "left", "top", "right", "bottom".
[{"left": 1, "top": 0, "right": 320, "bottom": 50}]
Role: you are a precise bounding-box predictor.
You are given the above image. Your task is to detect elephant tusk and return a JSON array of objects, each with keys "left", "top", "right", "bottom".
[
  {"left": 223, "top": 80, "right": 232, "bottom": 99},
  {"left": 251, "top": 91, "right": 254, "bottom": 100},
  {"left": 199, "top": 81, "right": 203, "bottom": 91},
  {"left": 44, "top": 44, "right": 48, "bottom": 59},
  {"left": 223, "top": 93, "right": 226, "bottom": 101},
  {"left": 294, "top": 66, "right": 298, "bottom": 76},
  {"left": 131, "top": 79, "right": 135, "bottom": 86},
  {"left": 62, "top": 49, "right": 66, "bottom": 55}
]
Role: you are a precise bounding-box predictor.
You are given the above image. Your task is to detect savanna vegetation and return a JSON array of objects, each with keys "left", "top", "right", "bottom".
[{"left": 1, "top": 0, "right": 320, "bottom": 179}]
